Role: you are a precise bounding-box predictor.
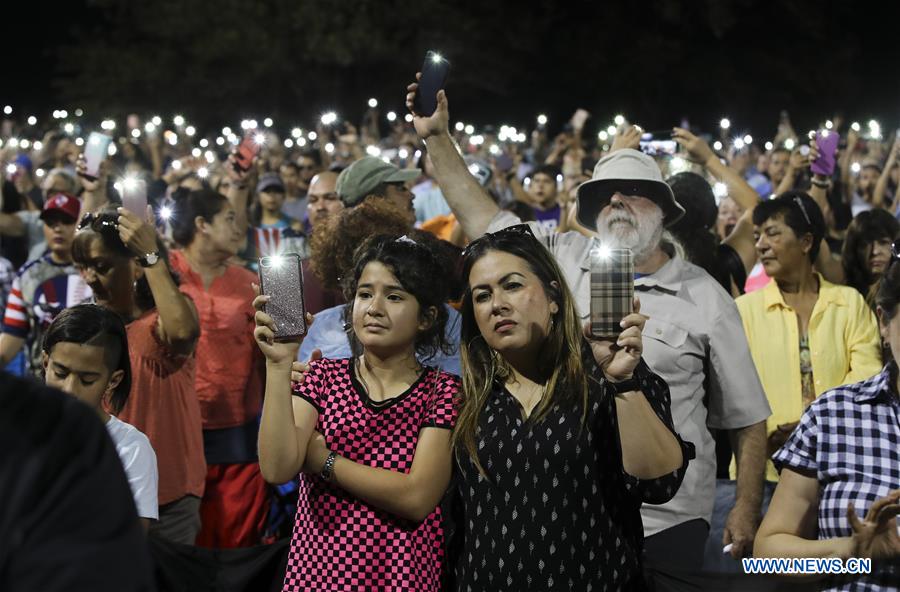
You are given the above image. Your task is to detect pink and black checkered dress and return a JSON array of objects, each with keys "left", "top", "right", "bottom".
[{"left": 285, "top": 358, "right": 459, "bottom": 592}]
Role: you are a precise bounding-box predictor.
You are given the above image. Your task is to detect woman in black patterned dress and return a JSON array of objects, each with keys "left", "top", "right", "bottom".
[{"left": 449, "top": 225, "right": 694, "bottom": 591}]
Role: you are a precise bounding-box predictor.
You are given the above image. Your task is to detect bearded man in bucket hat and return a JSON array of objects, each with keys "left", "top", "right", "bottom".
[{"left": 405, "top": 80, "right": 770, "bottom": 578}]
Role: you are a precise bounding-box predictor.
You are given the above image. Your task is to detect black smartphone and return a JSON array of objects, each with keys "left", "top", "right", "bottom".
[
  {"left": 258, "top": 254, "right": 307, "bottom": 340},
  {"left": 590, "top": 245, "right": 634, "bottom": 338},
  {"left": 639, "top": 131, "right": 677, "bottom": 157},
  {"left": 413, "top": 51, "right": 450, "bottom": 117}
]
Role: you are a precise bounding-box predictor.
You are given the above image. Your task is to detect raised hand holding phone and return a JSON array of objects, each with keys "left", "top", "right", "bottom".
[
  {"left": 257, "top": 254, "right": 308, "bottom": 342},
  {"left": 84, "top": 132, "right": 113, "bottom": 180},
  {"left": 412, "top": 51, "right": 450, "bottom": 117},
  {"left": 406, "top": 76, "right": 450, "bottom": 140},
  {"left": 811, "top": 130, "right": 840, "bottom": 177},
  {"left": 253, "top": 282, "right": 311, "bottom": 367}
]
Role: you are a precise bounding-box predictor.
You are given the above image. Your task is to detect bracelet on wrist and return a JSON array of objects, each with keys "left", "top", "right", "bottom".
[{"left": 321, "top": 451, "right": 338, "bottom": 482}]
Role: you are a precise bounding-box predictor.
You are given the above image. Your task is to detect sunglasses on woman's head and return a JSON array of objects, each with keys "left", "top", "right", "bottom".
[
  {"left": 78, "top": 212, "right": 119, "bottom": 232},
  {"left": 793, "top": 196, "right": 812, "bottom": 226},
  {"left": 461, "top": 224, "right": 537, "bottom": 258}
]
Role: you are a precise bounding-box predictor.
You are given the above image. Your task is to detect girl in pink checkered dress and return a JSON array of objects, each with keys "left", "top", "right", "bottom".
[{"left": 254, "top": 234, "right": 459, "bottom": 591}]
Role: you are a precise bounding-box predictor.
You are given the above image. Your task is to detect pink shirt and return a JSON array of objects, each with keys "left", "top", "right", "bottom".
[{"left": 284, "top": 358, "right": 459, "bottom": 592}]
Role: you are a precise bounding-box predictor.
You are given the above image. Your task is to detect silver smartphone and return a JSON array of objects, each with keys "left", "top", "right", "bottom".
[{"left": 258, "top": 254, "right": 307, "bottom": 340}]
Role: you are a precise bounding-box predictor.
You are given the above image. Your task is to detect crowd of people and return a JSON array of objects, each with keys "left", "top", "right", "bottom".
[{"left": 1, "top": 71, "right": 899, "bottom": 592}]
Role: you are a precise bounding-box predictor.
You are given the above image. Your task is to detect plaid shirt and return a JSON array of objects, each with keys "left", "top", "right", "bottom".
[{"left": 774, "top": 363, "right": 900, "bottom": 591}]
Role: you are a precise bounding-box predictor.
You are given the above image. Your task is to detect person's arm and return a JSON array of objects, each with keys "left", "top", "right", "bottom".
[
  {"left": 754, "top": 468, "right": 852, "bottom": 579},
  {"left": 873, "top": 138, "right": 899, "bottom": 210},
  {"left": 775, "top": 148, "right": 810, "bottom": 195},
  {"left": 673, "top": 128, "right": 759, "bottom": 212},
  {"left": 76, "top": 156, "right": 111, "bottom": 226},
  {"left": 406, "top": 79, "right": 500, "bottom": 239},
  {"left": 587, "top": 301, "right": 686, "bottom": 480},
  {"left": 725, "top": 420, "right": 767, "bottom": 558},
  {"left": 253, "top": 292, "right": 319, "bottom": 484},
  {"left": 116, "top": 208, "right": 199, "bottom": 355},
  {"left": 224, "top": 156, "right": 252, "bottom": 238},
  {"left": 0, "top": 212, "right": 25, "bottom": 237},
  {"left": 303, "top": 426, "right": 454, "bottom": 522},
  {"left": 0, "top": 332, "right": 25, "bottom": 367}
]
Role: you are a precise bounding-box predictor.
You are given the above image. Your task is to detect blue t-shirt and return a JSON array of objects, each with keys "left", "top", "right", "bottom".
[{"left": 298, "top": 303, "right": 461, "bottom": 376}]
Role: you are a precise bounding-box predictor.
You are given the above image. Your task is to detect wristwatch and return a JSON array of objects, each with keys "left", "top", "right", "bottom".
[
  {"left": 321, "top": 451, "right": 338, "bottom": 482},
  {"left": 137, "top": 251, "right": 160, "bottom": 268},
  {"left": 608, "top": 376, "right": 641, "bottom": 395}
]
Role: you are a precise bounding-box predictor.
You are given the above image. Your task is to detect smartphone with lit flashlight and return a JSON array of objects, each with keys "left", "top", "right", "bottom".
[
  {"left": 84, "top": 132, "right": 113, "bottom": 180},
  {"left": 258, "top": 254, "right": 307, "bottom": 341},
  {"left": 413, "top": 51, "right": 450, "bottom": 117},
  {"left": 639, "top": 131, "right": 677, "bottom": 156},
  {"left": 121, "top": 178, "right": 148, "bottom": 216},
  {"left": 811, "top": 130, "right": 840, "bottom": 177},
  {"left": 234, "top": 133, "right": 262, "bottom": 173},
  {"left": 590, "top": 245, "right": 634, "bottom": 339}
]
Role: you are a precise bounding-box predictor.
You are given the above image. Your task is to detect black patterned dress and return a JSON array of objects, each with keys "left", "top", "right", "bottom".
[{"left": 451, "top": 352, "right": 693, "bottom": 591}]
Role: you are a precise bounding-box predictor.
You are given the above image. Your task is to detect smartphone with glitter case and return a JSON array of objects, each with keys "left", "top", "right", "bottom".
[
  {"left": 258, "top": 254, "right": 307, "bottom": 340},
  {"left": 590, "top": 246, "right": 634, "bottom": 338}
]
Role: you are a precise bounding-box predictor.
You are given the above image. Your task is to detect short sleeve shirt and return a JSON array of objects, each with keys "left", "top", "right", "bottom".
[
  {"left": 170, "top": 250, "right": 264, "bottom": 430},
  {"left": 773, "top": 364, "right": 900, "bottom": 591},
  {"left": 106, "top": 415, "right": 159, "bottom": 520},
  {"left": 1, "top": 254, "right": 91, "bottom": 374},
  {"left": 283, "top": 358, "right": 459, "bottom": 592},
  {"left": 118, "top": 310, "right": 206, "bottom": 505}
]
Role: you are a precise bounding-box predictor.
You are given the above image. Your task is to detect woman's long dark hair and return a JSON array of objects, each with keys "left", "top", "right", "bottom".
[
  {"left": 42, "top": 304, "right": 132, "bottom": 414},
  {"left": 453, "top": 229, "right": 587, "bottom": 477},
  {"left": 843, "top": 209, "right": 900, "bottom": 301}
]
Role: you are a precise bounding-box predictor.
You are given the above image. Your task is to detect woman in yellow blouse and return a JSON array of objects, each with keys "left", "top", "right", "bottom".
[{"left": 735, "top": 192, "right": 882, "bottom": 482}]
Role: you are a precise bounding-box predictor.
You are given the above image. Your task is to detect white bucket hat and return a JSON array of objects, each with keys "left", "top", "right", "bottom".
[{"left": 575, "top": 149, "right": 685, "bottom": 229}]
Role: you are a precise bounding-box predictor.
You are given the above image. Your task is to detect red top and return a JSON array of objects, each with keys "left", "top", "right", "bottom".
[
  {"left": 170, "top": 250, "right": 265, "bottom": 430},
  {"left": 118, "top": 309, "right": 206, "bottom": 505}
]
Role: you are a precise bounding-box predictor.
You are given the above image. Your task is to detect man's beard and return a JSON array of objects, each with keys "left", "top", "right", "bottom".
[{"left": 599, "top": 209, "right": 664, "bottom": 262}]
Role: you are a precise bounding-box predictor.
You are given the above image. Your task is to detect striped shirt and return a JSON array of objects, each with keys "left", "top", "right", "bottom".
[{"left": 1, "top": 253, "right": 91, "bottom": 374}]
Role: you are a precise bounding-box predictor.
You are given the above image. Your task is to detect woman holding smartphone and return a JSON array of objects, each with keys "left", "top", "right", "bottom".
[
  {"left": 73, "top": 206, "right": 203, "bottom": 543},
  {"left": 254, "top": 234, "right": 459, "bottom": 592},
  {"left": 451, "top": 225, "right": 692, "bottom": 590}
]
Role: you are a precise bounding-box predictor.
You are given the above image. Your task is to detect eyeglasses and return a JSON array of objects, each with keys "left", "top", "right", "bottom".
[
  {"left": 793, "top": 196, "right": 812, "bottom": 226},
  {"left": 461, "top": 223, "right": 537, "bottom": 258},
  {"left": 78, "top": 211, "right": 119, "bottom": 231}
]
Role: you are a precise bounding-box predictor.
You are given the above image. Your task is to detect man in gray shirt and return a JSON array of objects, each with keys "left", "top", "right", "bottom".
[{"left": 405, "top": 83, "right": 770, "bottom": 574}]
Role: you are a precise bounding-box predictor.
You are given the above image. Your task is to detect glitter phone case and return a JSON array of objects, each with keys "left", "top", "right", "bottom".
[
  {"left": 258, "top": 254, "right": 307, "bottom": 340},
  {"left": 590, "top": 246, "right": 634, "bottom": 339}
]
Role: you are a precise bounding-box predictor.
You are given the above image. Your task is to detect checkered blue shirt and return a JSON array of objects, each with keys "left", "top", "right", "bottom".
[{"left": 773, "top": 363, "right": 900, "bottom": 591}]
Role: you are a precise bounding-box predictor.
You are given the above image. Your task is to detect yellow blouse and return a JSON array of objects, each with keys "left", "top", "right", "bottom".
[{"left": 734, "top": 274, "right": 882, "bottom": 481}]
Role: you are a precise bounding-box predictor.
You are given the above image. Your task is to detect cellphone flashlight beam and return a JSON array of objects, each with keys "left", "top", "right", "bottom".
[
  {"left": 537, "top": 114, "right": 548, "bottom": 126},
  {"left": 159, "top": 206, "right": 172, "bottom": 220},
  {"left": 720, "top": 118, "right": 731, "bottom": 130},
  {"left": 254, "top": 133, "right": 267, "bottom": 145},
  {"left": 368, "top": 98, "right": 378, "bottom": 108},
  {"left": 430, "top": 52, "right": 443, "bottom": 63}
]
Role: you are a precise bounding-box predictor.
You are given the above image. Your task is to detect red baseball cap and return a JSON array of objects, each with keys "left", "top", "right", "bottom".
[{"left": 40, "top": 193, "right": 81, "bottom": 224}]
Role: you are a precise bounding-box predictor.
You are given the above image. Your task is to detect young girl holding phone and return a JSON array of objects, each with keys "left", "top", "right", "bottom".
[{"left": 254, "top": 234, "right": 459, "bottom": 592}]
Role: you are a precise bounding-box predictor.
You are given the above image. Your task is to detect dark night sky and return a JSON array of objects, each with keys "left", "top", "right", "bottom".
[{"left": 5, "top": 0, "right": 899, "bottom": 140}]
